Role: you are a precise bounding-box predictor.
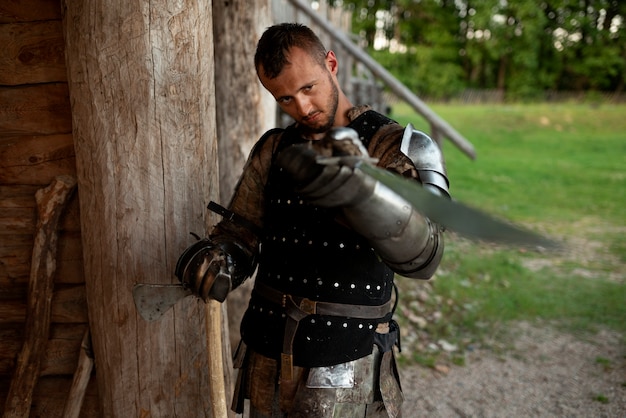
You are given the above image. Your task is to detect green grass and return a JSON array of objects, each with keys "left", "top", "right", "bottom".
[{"left": 388, "top": 102, "right": 626, "bottom": 365}]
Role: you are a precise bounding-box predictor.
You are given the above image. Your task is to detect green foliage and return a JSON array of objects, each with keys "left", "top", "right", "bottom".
[
  {"left": 370, "top": 48, "right": 465, "bottom": 98},
  {"left": 390, "top": 103, "right": 626, "bottom": 364},
  {"left": 335, "top": 0, "right": 626, "bottom": 95}
]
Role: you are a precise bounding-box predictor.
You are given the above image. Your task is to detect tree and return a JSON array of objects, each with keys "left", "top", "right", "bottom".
[{"left": 332, "top": 0, "right": 625, "bottom": 97}]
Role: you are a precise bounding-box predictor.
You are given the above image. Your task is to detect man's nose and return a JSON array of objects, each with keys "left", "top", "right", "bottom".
[{"left": 294, "top": 96, "right": 312, "bottom": 117}]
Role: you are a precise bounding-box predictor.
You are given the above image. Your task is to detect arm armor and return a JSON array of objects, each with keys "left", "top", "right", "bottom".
[
  {"left": 337, "top": 170, "right": 443, "bottom": 279},
  {"left": 175, "top": 238, "right": 254, "bottom": 302},
  {"left": 276, "top": 127, "right": 444, "bottom": 280},
  {"left": 400, "top": 124, "right": 450, "bottom": 198}
]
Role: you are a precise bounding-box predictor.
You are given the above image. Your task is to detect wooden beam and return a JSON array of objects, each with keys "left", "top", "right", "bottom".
[
  {"left": 0, "top": 134, "right": 76, "bottom": 186},
  {"left": 3, "top": 175, "right": 76, "bottom": 418},
  {"left": 0, "top": 1, "right": 62, "bottom": 23},
  {"left": 0, "top": 84, "right": 72, "bottom": 136},
  {"left": 62, "top": 329, "right": 94, "bottom": 418},
  {"left": 0, "top": 21, "right": 67, "bottom": 85},
  {"left": 0, "top": 324, "right": 88, "bottom": 377},
  {"left": 62, "top": 1, "right": 219, "bottom": 416}
]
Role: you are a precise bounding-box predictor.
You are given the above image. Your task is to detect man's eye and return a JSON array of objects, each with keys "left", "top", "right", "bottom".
[{"left": 278, "top": 97, "right": 292, "bottom": 105}]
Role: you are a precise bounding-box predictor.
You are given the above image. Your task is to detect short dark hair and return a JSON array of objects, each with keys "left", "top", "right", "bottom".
[{"left": 254, "top": 23, "right": 327, "bottom": 79}]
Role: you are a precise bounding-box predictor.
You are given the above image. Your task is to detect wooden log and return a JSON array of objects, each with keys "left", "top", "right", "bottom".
[
  {"left": 3, "top": 175, "right": 76, "bottom": 418},
  {"left": 29, "top": 376, "right": 101, "bottom": 418},
  {"left": 0, "top": 21, "right": 67, "bottom": 85},
  {"left": 0, "top": 185, "right": 80, "bottom": 233},
  {"left": 0, "top": 1, "right": 61, "bottom": 23},
  {"left": 62, "top": 329, "right": 93, "bottom": 418},
  {"left": 0, "top": 285, "right": 88, "bottom": 325},
  {"left": 63, "top": 1, "right": 219, "bottom": 415},
  {"left": 1, "top": 183, "right": 82, "bottom": 286},
  {"left": 0, "top": 324, "right": 87, "bottom": 377},
  {"left": 0, "top": 134, "right": 76, "bottom": 185},
  {"left": 0, "top": 84, "right": 72, "bottom": 136},
  {"left": 0, "top": 301, "right": 26, "bottom": 324},
  {"left": 0, "top": 326, "right": 22, "bottom": 376},
  {"left": 0, "top": 233, "right": 83, "bottom": 287},
  {"left": 211, "top": 2, "right": 273, "bottom": 371}
]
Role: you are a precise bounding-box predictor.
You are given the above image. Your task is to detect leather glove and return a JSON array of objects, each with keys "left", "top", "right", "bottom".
[{"left": 175, "top": 238, "right": 233, "bottom": 302}]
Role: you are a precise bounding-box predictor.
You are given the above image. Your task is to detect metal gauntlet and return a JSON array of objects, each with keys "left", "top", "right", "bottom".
[{"left": 175, "top": 238, "right": 252, "bottom": 302}]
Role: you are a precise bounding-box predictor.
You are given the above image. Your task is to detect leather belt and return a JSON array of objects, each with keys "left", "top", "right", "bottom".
[{"left": 253, "top": 282, "right": 393, "bottom": 381}]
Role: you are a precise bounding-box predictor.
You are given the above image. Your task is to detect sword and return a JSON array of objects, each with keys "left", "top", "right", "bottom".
[
  {"left": 356, "top": 162, "right": 560, "bottom": 250},
  {"left": 134, "top": 153, "right": 560, "bottom": 321}
]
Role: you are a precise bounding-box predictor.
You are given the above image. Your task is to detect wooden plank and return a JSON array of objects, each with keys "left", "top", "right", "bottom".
[
  {"left": 0, "top": 186, "right": 80, "bottom": 234},
  {"left": 0, "top": 21, "right": 67, "bottom": 85},
  {"left": 0, "top": 325, "right": 23, "bottom": 376},
  {"left": 0, "top": 285, "right": 88, "bottom": 325},
  {"left": 0, "top": 134, "right": 76, "bottom": 185},
  {"left": 0, "top": 233, "right": 84, "bottom": 286},
  {"left": 54, "top": 232, "right": 84, "bottom": 284},
  {"left": 3, "top": 176, "right": 76, "bottom": 418},
  {"left": 62, "top": 329, "right": 93, "bottom": 418},
  {"left": 41, "top": 324, "right": 88, "bottom": 377},
  {"left": 0, "top": 0, "right": 62, "bottom": 23},
  {"left": 29, "top": 375, "right": 101, "bottom": 418},
  {"left": 50, "top": 285, "right": 88, "bottom": 323},
  {"left": 0, "top": 187, "right": 82, "bottom": 287},
  {"left": 0, "top": 84, "right": 72, "bottom": 136},
  {"left": 0, "top": 324, "right": 87, "bottom": 377},
  {"left": 0, "top": 185, "right": 39, "bottom": 207}
]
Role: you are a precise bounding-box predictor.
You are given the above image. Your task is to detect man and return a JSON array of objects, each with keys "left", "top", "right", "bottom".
[{"left": 176, "top": 23, "right": 449, "bottom": 417}]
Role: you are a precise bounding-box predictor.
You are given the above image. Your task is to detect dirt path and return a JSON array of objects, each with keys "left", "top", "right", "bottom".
[{"left": 400, "top": 322, "right": 625, "bottom": 417}]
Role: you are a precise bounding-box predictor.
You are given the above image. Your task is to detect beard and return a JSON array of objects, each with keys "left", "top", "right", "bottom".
[{"left": 300, "top": 75, "right": 339, "bottom": 135}]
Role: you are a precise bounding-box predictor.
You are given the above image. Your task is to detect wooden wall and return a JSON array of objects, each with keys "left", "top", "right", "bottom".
[{"left": 0, "top": 1, "right": 99, "bottom": 416}]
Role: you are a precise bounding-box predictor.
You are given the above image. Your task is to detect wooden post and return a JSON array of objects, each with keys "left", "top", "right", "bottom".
[
  {"left": 62, "top": 1, "right": 219, "bottom": 416},
  {"left": 211, "top": 0, "right": 274, "bottom": 384},
  {"left": 3, "top": 175, "right": 77, "bottom": 418},
  {"left": 62, "top": 329, "right": 94, "bottom": 418}
]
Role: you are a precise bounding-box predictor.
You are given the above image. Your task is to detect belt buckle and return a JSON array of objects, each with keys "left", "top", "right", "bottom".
[{"left": 299, "top": 298, "right": 316, "bottom": 315}]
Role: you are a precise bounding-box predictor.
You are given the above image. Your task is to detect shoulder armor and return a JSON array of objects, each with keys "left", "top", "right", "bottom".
[{"left": 400, "top": 124, "right": 450, "bottom": 198}]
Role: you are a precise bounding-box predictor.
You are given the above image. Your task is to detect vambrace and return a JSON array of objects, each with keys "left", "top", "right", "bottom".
[{"left": 340, "top": 174, "right": 444, "bottom": 280}]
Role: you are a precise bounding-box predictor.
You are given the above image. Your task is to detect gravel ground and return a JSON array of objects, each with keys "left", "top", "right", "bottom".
[{"left": 400, "top": 322, "right": 626, "bottom": 417}]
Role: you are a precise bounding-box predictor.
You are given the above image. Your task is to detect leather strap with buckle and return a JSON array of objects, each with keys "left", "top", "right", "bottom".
[{"left": 253, "top": 282, "right": 393, "bottom": 382}]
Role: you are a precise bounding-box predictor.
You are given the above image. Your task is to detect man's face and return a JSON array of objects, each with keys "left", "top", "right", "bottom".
[{"left": 258, "top": 47, "right": 339, "bottom": 136}]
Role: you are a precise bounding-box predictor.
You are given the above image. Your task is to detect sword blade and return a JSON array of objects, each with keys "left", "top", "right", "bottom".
[{"left": 358, "top": 163, "right": 559, "bottom": 249}]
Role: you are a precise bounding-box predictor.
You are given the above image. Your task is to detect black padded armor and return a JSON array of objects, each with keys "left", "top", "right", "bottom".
[{"left": 240, "top": 111, "right": 397, "bottom": 367}]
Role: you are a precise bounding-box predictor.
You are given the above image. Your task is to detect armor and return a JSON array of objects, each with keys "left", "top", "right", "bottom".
[
  {"left": 175, "top": 237, "right": 252, "bottom": 302},
  {"left": 276, "top": 126, "right": 443, "bottom": 280},
  {"left": 400, "top": 124, "right": 450, "bottom": 198}
]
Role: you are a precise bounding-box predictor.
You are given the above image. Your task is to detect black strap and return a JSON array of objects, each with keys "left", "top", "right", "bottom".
[{"left": 207, "top": 201, "right": 261, "bottom": 235}]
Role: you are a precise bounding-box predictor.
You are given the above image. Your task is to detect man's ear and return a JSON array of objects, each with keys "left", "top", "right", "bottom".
[{"left": 325, "top": 50, "right": 339, "bottom": 75}]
